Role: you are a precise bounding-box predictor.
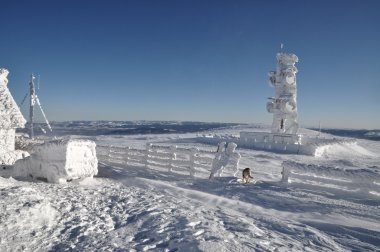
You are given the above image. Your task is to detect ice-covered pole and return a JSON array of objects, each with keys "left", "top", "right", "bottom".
[
  {"left": 29, "top": 74, "right": 36, "bottom": 138},
  {"left": 266, "top": 52, "right": 299, "bottom": 134}
]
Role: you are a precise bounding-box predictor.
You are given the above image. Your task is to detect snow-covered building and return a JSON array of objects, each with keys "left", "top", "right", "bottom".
[{"left": 0, "top": 68, "right": 29, "bottom": 165}]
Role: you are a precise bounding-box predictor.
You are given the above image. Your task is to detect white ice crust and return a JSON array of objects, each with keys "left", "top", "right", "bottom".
[
  {"left": 0, "top": 68, "right": 28, "bottom": 165},
  {"left": 0, "top": 68, "right": 26, "bottom": 129},
  {"left": 13, "top": 138, "right": 98, "bottom": 183},
  {"left": 267, "top": 53, "right": 299, "bottom": 134},
  {"left": 209, "top": 142, "right": 240, "bottom": 179}
]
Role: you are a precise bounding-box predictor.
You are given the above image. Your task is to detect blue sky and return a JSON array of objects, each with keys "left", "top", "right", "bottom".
[{"left": 2, "top": 0, "right": 379, "bottom": 129}]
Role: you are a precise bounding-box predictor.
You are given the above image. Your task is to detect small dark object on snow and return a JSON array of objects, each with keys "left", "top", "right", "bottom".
[{"left": 242, "top": 168, "right": 253, "bottom": 184}]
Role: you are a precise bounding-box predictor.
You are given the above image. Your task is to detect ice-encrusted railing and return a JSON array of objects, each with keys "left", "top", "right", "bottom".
[
  {"left": 282, "top": 161, "right": 380, "bottom": 196},
  {"left": 97, "top": 144, "right": 216, "bottom": 178}
]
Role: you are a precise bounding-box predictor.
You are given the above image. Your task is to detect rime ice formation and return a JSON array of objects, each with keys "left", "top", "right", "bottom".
[
  {"left": 209, "top": 142, "right": 241, "bottom": 179},
  {"left": 28, "top": 74, "right": 52, "bottom": 138},
  {"left": 267, "top": 53, "right": 299, "bottom": 134},
  {"left": 196, "top": 50, "right": 358, "bottom": 156},
  {"left": 0, "top": 68, "right": 29, "bottom": 165},
  {"left": 1, "top": 69, "right": 100, "bottom": 183},
  {"left": 282, "top": 161, "right": 380, "bottom": 196},
  {"left": 13, "top": 139, "right": 98, "bottom": 183}
]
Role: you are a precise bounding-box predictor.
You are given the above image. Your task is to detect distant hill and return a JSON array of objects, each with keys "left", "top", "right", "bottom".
[
  {"left": 17, "top": 121, "right": 240, "bottom": 137},
  {"left": 309, "top": 128, "right": 380, "bottom": 141}
]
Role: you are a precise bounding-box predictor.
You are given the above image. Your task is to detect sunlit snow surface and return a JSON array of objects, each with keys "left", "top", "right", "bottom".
[{"left": 2, "top": 123, "right": 380, "bottom": 251}]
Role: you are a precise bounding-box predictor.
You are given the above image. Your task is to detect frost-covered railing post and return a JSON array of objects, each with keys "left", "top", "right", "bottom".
[
  {"left": 145, "top": 143, "right": 151, "bottom": 168},
  {"left": 231, "top": 150, "right": 241, "bottom": 177},
  {"left": 281, "top": 166, "right": 290, "bottom": 183},
  {"left": 124, "top": 146, "right": 130, "bottom": 165},
  {"left": 209, "top": 142, "right": 240, "bottom": 179},
  {"left": 168, "top": 145, "right": 177, "bottom": 173},
  {"left": 107, "top": 145, "right": 112, "bottom": 164},
  {"left": 96, "top": 143, "right": 220, "bottom": 178},
  {"left": 189, "top": 147, "right": 198, "bottom": 177}
]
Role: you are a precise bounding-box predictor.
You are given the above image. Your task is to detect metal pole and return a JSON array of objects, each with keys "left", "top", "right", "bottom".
[{"left": 29, "top": 74, "right": 36, "bottom": 139}]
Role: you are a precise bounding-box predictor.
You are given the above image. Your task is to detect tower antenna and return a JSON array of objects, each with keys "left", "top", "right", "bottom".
[
  {"left": 29, "top": 74, "right": 36, "bottom": 138},
  {"left": 29, "top": 73, "right": 52, "bottom": 139},
  {"left": 267, "top": 51, "right": 299, "bottom": 134}
]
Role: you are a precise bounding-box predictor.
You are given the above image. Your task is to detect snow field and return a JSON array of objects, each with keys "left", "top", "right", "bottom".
[
  {"left": 4, "top": 171, "right": 375, "bottom": 251},
  {"left": 1, "top": 125, "right": 380, "bottom": 251},
  {"left": 314, "top": 141, "right": 376, "bottom": 158}
]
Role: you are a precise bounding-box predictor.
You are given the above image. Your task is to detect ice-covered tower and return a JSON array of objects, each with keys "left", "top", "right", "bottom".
[
  {"left": 0, "top": 68, "right": 29, "bottom": 165},
  {"left": 266, "top": 52, "right": 299, "bottom": 134}
]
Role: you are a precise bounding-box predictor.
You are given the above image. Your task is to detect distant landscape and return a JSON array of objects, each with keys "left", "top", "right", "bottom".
[
  {"left": 310, "top": 128, "right": 380, "bottom": 141},
  {"left": 17, "top": 121, "right": 239, "bottom": 137},
  {"left": 16, "top": 121, "right": 380, "bottom": 141}
]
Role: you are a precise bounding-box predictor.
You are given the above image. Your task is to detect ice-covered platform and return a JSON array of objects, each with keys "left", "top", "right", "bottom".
[
  {"left": 195, "top": 132, "right": 357, "bottom": 156},
  {"left": 240, "top": 131, "right": 359, "bottom": 156}
]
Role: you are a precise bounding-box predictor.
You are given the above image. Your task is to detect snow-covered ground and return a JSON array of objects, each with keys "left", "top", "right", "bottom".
[{"left": 1, "top": 124, "right": 380, "bottom": 251}]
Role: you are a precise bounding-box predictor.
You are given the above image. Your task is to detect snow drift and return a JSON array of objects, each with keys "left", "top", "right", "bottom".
[
  {"left": 282, "top": 160, "right": 380, "bottom": 196},
  {"left": 314, "top": 141, "right": 375, "bottom": 158}
]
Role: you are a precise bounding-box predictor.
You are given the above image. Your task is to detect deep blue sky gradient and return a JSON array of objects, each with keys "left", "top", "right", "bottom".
[{"left": 2, "top": 0, "right": 379, "bottom": 129}]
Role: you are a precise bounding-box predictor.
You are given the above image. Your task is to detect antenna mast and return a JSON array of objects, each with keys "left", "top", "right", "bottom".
[
  {"left": 28, "top": 73, "right": 52, "bottom": 139},
  {"left": 29, "top": 74, "right": 36, "bottom": 138}
]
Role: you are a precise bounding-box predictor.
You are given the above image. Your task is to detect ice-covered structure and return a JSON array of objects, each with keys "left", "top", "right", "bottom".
[
  {"left": 209, "top": 142, "right": 241, "bottom": 179},
  {"left": 12, "top": 139, "right": 98, "bottom": 183},
  {"left": 236, "top": 52, "right": 303, "bottom": 152},
  {"left": 236, "top": 51, "right": 307, "bottom": 153},
  {"left": 28, "top": 74, "right": 52, "bottom": 139},
  {"left": 267, "top": 53, "right": 299, "bottom": 134},
  {"left": 196, "top": 50, "right": 357, "bottom": 156},
  {"left": 0, "top": 68, "right": 30, "bottom": 165},
  {"left": 0, "top": 69, "right": 97, "bottom": 182}
]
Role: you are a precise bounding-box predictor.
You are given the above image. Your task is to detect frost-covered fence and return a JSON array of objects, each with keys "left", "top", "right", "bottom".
[
  {"left": 97, "top": 144, "right": 216, "bottom": 177},
  {"left": 282, "top": 161, "right": 380, "bottom": 197},
  {"left": 98, "top": 145, "right": 147, "bottom": 166}
]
